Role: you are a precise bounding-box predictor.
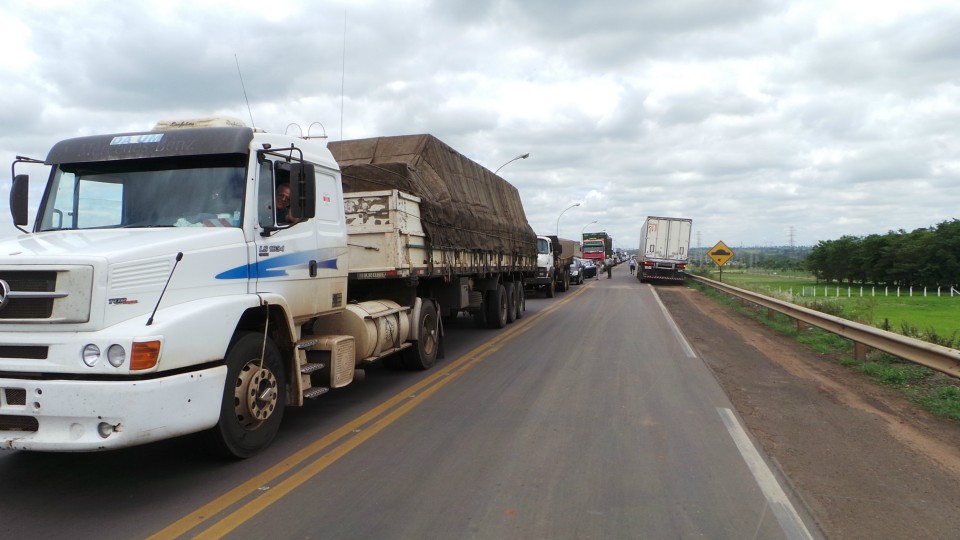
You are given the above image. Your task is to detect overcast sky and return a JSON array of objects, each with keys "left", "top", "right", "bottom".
[{"left": 2, "top": 0, "right": 958, "bottom": 250}]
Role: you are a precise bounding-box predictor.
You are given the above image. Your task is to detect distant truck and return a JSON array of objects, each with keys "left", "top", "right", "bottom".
[
  {"left": 0, "top": 121, "right": 537, "bottom": 457},
  {"left": 582, "top": 231, "right": 612, "bottom": 266},
  {"left": 637, "top": 216, "right": 692, "bottom": 283},
  {"left": 530, "top": 235, "right": 580, "bottom": 297}
]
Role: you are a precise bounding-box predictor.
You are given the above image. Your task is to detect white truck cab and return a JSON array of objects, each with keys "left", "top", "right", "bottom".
[{"left": 0, "top": 117, "right": 354, "bottom": 456}]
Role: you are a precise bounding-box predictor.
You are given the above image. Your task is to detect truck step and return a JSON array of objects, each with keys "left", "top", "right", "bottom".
[
  {"left": 300, "top": 362, "right": 325, "bottom": 375},
  {"left": 297, "top": 338, "right": 322, "bottom": 350},
  {"left": 303, "top": 386, "right": 330, "bottom": 400}
]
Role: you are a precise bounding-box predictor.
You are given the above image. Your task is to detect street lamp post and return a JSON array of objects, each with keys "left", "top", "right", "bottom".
[
  {"left": 494, "top": 153, "right": 530, "bottom": 175},
  {"left": 581, "top": 220, "right": 598, "bottom": 236},
  {"left": 556, "top": 203, "right": 581, "bottom": 236}
]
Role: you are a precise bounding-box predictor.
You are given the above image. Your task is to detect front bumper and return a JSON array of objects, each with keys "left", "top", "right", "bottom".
[{"left": 0, "top": 366, "right": 226, "bottom": 452}]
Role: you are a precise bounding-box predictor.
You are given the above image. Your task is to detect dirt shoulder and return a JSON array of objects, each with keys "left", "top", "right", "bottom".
[{"left": 657, "top": 286, "right": 960, "bottom": 540}]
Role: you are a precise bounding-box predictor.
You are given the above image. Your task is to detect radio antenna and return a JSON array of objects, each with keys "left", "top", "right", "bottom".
[
  {"left": 340, "top": 12, "right": 346, "bottom": 140},
  {"left": 235, "top": 54, "right": 255, "bottom": 128}
]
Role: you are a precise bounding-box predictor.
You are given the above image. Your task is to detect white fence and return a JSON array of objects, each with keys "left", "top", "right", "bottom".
[{"left": 778, "top": 286, "right": 960, "bottom": 298}]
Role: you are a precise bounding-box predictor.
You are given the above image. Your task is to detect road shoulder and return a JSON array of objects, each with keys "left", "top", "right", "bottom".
[{"left": 658, "top": 286, "right": 960, "bottom": 540}]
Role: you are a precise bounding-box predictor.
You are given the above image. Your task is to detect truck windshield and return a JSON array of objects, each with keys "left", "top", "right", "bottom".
[
  {"left": 38, "top": 158, "right": 246, "bottom": 231},
  {"left": 537, "top": 238, "right": 550, "bottom": 254}
]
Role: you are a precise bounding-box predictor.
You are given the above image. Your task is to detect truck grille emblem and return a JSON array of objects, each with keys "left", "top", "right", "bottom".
[{"left": 0, "top": 279, "right": 9, "bottom": 310}]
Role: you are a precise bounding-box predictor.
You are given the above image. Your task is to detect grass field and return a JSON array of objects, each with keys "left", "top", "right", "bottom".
[
  {"left": 705, "top": 269, "right": 959, "bottom": 341},
  {"left": 692, "top": 270, "right": 960, "bottom": 422}
]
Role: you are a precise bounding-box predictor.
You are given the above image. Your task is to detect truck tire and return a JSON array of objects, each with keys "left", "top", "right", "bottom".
[
  {"left": 485, "top": 285, "right": 508, "bottom": 329},
  {"left": 515, "top": 285, "right": 524, "bottom": 319},
  {"left": 504, "top": 283, "right": 516, "bottom": 323},
  {"left": 401, "top": 301, "right": 439, "bottom": 370},
  {"left": 546, "top": 277, "right": 555, "bottom": 298},
  {"left": 204, "top": 332, "right": 286, "bottom": 459}
]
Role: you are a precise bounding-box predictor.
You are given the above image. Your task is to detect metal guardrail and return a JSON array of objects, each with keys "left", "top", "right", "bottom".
[{"left": 689, "top": 275, "right": 960, "bottom": 379}]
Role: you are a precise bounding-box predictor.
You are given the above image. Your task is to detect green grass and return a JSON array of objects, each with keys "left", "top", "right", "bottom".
[
  {"left": 706, "top": 269, "right": 960, "bottom": 340},
  {"left": 918, "top": 385, "right": 960, "bottom": 421}
]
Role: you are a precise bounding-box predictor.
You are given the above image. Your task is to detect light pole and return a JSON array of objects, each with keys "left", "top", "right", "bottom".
[
  {"left": 494, "top": 153, "right": 530, "bottom": 175},
  {"left": 556, "top": 202, "right": 581, "bottom": 236},
  {"left": 581, "top": 220, "right": 598, "bottom": 236}
]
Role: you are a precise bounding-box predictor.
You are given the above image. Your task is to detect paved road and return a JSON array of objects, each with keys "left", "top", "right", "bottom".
[{"left": 0, "top": 268, "right": 820, "bottom": 539}]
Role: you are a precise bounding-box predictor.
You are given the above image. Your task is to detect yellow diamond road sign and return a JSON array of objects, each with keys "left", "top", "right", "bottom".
[{"left": 708, "top": 241, "right": 734, "bottom": 267}]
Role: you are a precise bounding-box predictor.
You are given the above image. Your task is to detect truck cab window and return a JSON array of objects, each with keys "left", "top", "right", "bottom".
[
  {"left": 41, "top": 170, "right": 124, "bottom": 230},
  {"left": 39, "top": 161, "right": 246, "bottom": 231},
  {"left": 258, "top": 160, "right": 275, "bottom": 227}
]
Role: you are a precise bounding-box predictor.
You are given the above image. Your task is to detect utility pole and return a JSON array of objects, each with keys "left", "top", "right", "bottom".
[{"left": 696, "top": 231, "right": 702, "bottom": 267}]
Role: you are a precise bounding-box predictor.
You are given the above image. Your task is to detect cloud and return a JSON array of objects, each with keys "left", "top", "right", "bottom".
[{"left": 0, "top": 0, "right": 957, "bottom": 251}]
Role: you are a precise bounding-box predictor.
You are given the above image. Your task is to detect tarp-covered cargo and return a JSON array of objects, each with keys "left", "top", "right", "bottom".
[{"left": 328, "top": 134, "right": 536, "bottom": 259}]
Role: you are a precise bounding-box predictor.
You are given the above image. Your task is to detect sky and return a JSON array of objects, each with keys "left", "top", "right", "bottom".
[{"left": 2, "top": 0, "right": 959, "bottom": 251}]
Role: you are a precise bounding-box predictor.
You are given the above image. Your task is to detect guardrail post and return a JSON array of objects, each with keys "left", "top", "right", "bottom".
[
  {"left": 855, "top": 341, "right": 867, "bottom": 362},
  {"left": 767, "top": 308, "right": 775, "bottom": 321}
]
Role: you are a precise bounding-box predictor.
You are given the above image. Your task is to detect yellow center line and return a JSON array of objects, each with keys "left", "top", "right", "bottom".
[{"left": 151, "top": 285, "right": 586, "bottom": 539}]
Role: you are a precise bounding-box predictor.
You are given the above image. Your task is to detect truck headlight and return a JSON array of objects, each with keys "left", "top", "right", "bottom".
[
  {"left": 107, "top": 345, "right": 126, "bottom": 367},
  {"left": 82, "top": 344, "right": 101, "bottom": 367}
]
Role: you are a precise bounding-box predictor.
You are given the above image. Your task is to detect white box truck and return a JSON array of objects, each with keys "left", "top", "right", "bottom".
[{"left": 637, "top": 216, "right": 692, "bottom": 283}]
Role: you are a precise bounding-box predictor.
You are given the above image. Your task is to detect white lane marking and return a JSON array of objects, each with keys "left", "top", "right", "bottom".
[
  {"left": 651, "top": 288, "right": 697, "bottom": 358},
  {"left": 717, "top": 407, "right": 816, "bottom": 540}
]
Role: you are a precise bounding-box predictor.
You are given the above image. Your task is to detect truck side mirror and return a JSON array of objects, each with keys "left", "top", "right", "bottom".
[
  {"left": 289, "top": 162, "right": 316, "bottom": 220},
  {"left": 10, "top": 174, "right": 29, "bottom": 226}
]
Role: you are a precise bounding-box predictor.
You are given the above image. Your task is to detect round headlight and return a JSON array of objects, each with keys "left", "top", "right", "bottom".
[
  {"left": 107, "top": 344, "right": 126, "bottom": 367},
  {"left": 82, "top": 344, "right": 101, "bottom": 367}
]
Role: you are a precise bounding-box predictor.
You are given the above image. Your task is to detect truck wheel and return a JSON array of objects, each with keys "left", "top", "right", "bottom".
[
  {"left": 546, "top": 277, "right": 555, "bottom": 298},
  {"left": 515, "top": 286, "right": 524, "bottom": 319},
  {"left": 204, "top": 332, "right": 286, "bottom": 459},
  {"left": 401, "top": 301, "right": 439, "bottom": 370},
  {"left": 485, "top": 285, "right": 508, "bottom": 329},
  {"left": 504, "top": 283, "right": 516, "bottom": 323}
]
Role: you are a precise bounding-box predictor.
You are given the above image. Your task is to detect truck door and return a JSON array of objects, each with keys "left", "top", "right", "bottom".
[{"left": 252, "top": 159, "right": 326, "bottom": 317}]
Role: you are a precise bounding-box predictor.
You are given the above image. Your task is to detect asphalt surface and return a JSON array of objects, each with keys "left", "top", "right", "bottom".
[{"left": 1, "top": 267, "right": 826, "bottom": 539}]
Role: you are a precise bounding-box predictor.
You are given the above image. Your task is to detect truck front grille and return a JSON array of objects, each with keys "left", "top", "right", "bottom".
[
  {"left": 0, "top": 346, "right": 49, "bottom": 359},
  {"left": 0, "top": 415, "right": 38, "bottom": 432},
  {"left": 3, "top": 388, "right": 26, "bottom": 406},
  {"left": 0, "top": 271, "right": 56, "bottom": 319},
  {"left": 0, "top": 265, "right": 92, "bottom": 323}
]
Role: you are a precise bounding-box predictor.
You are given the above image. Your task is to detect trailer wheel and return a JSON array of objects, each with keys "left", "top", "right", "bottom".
[
  {"left": 515, "top": 285, "right": 524, "bottom": 319},
  {"left": 401, "top": 301, "right": 439, "bottom": 370},
  {"left": 204, "top": 332, "right": 286, "bottom": 459},
  {"left": 485, "top": 285, "right": 508, "bottom": 329},
  {"left": 504, "top": 283, "right": 516, "bottom": 323}
]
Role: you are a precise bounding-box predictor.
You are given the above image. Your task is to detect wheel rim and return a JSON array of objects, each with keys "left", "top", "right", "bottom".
[
  {"left": 234, "top": 360, "right": 279, "bottom": 429},
  {"left": 422, "top": 311, "right": 437, "bottom": 356}
]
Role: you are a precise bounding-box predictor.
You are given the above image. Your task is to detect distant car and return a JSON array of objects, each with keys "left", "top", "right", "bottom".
[
  {"left": 570, "top": 258, "right": 585, "bottom": 285},
  {"left": 578, "top": 258, "right": 597, "bottom": 279}
]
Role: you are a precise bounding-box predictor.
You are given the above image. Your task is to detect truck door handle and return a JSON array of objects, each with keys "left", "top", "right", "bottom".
[{"left": 309, "top": 260, "right": 317, "bottom": 277}]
